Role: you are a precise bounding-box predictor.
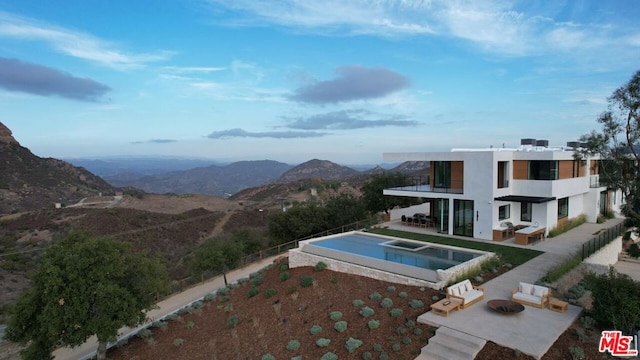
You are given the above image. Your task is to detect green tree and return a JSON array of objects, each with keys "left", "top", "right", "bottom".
[
  {"left": 190, "top": 238, "right": 245, "bottom": 277},
  {"left": 267, "top": 201, "right": 329, "bottom": 245},
  {"left": 578, "top": 70, "right": 640, "bottom": 225},
  {"left": 585, "top": 268, "right": 640, "bottom": 334},
  {"left": 324, "top": 193, "right": 368, "bottom": 229},
  {"left": 361, "top": 173, "right": 421, "bottom": 213},
  {"left": 6, "top": 233, "right": 168, "bottom": 360}
]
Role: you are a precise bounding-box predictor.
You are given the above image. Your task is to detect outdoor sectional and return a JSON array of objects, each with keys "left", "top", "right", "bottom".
[
  {"left": 511, "top": 282, "right": 550, "bottom": 308},
  {"left": 446, "top": 279, "right": 485, "bottom": 309}
]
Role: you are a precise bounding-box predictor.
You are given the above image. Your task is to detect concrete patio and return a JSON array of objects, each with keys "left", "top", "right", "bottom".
[{"left": 385, "top": 217, "right": 625, "bottom": 359}]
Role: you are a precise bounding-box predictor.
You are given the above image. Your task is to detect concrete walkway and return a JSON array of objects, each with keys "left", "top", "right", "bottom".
[
  {"left": 52, "top": 255, "right": 281, "bottom": 360},
  {"left": 386, "top": 218, "right": 624, "bottom": 359}
]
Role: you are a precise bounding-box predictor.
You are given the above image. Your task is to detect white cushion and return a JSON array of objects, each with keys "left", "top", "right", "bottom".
[
  {"left": 464, "top": 281, "right": 473, "bottom": 292},
  {"left": 462, "top": 289, "right": 483, "bottom": 303},
  {"left": 513, "top": 292, "right": 542, "bottom": 304},
  {"left": 519, "top": 282, "right": 533, "bottom": 295},
  {"left": 533, "top": 285, "right": 548, "bottom": 298},
  {"left": 452, "top": 287, "right": 461, "bottom": 297}
]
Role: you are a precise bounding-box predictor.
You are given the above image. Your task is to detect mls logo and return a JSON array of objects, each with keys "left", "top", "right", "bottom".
[{"left": 599, "top": 331, "right": 639, "bottom": 357}]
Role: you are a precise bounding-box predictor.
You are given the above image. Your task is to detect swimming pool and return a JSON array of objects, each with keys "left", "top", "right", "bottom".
[{"left": 289, "top": 231, "right": 494, "bottom": 289}]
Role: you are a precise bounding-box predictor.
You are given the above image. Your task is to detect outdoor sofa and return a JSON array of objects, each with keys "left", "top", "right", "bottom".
[
  {"left": 511, "top": 282, "right": 550, "bottom": 308},
  {"left": 446, "top": 279, "right": 485, "bottom": 309}
]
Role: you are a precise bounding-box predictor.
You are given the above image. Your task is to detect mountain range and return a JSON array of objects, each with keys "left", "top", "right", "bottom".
[
  {"left": 0, "top": 121, "right": 429, "bottom": 211},
  {"left": 0, "top": 122, "right": 115, "bottom": 214}
]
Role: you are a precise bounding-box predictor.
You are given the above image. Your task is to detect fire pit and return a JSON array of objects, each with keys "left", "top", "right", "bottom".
[{"left": 487, "top": 299, "right": 525, "bottom": 315}]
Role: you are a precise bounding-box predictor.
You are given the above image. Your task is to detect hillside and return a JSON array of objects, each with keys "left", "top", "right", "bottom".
[
  {"left": 0, "top": 122, "right": 116, "bottom": 215},
  {"left": 104, "top": 160, "right": 293, "bottom": 197},
  {"left": 276, "top": 159, "right": 360, "bottom": 183}
]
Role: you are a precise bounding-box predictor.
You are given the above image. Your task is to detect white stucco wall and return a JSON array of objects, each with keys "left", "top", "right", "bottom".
[{"left": 583, "top": 236, "right": 622, "bottom": 266}]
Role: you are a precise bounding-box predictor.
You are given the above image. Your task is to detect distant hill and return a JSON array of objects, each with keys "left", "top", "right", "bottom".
[
  {"left": 276, "top": 159, "right": 360, "bottom": 183},
  {"left": 0, "top": 122, "right": 116, "bottom": 214},
  {"left": 104, "top": 160, "right": 293, "bottom": 196},
  {"left": 66, "top": 157, "right": 222, "bottom": 177}
]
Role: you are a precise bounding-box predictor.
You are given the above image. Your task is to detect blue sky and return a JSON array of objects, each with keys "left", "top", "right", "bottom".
[{"left": 1, "top": 1, "right": 639, "bottom": 165}]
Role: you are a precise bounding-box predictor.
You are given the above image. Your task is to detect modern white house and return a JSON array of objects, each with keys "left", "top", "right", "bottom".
[{"left": 383, "top": 139, "right": 623, "bottom": 243}]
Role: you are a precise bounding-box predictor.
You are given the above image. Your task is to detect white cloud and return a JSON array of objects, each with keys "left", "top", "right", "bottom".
[
  {"left": 207, "top": 0, "right": 640, "bottom": 59},
  {"left": 0, "top": 11, "right": 174, "bottom": 70}
]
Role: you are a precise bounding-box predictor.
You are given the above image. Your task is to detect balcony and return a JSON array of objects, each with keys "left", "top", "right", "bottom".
[{"left": 384, "top": 180, "right": 464, "bottom": 195}]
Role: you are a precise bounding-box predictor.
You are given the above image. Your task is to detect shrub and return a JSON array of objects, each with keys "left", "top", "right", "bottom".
[
  {"left": 265, "top": 288, "right": 277, "bottom": 299},
  {"left": 392, "top": 343, "right": 401, "bottom": 352},
  {"left": 367, "top": 319, "right": 380, "bottom": 330},
  {"left": 380, "top": 298, "right": 393, "bottom": 308},
  {"left": 390, "top": 308, "right": 403, "bottom": 317},
  {"left": 568, "top": 346, "right": 585, "bottom": 360},
  {"left": 173, "top": 338, "right": 185, "bottom": 346},
  {"left": 379, "top": 353, "right": 389, "bottom": 360},
  {"left": 402, "top": 336, "right": 412, "bottom": 345},
  {"left": 314, "top": 261, "right": 328, "bottom": 271},
  {"left": 237, "top": 277, "right": 249, "bottom": 285},
  {"left": 204, "top": 293, "right": 216, "bottom": 302},
  {"left": 262, "top": 354, "right": 275, "bottom": 360},
  {"left": 405, "top": 320, "right": 416, "bottom": 328},
  {"left": 227, "top": 315, "right": 239, "bottom": 328},
  {"left": 413, "top": 328, "right": 423, "bottom": 335},
  {"left": 548, "top": 214, "right": 586, "bottom": 237},
  {"left": 251, "top": 273, "right": 265, "bottom": 286},
  {"left": 291, "top": 356, "right": 302, "bottom": 360},
  {"left": 223, "top": 303, "right": 234, "bottom": 312},
  {"left": 280, "top": 271, "right": 291, "bottom": 282},
  {"left": 153, "top": 320, "right": 168, "bottom": 330},
  {"left": 386, "top": 285, "right": 396, "bottom": 292},
  {"left": 369, "top": 291, "right": 382, "bottom": 300},
  {"left": 310, "top": 325, "right": 323, "bottom": 335},
  {"left": 330, "top": 275, "right": 338, "bottom": 284},
  {"left": 300, "top": 275, "right": 314, "bottom": 288},
  {"left": 279, "top": 262, "right": 289, "bottom": 272},
  {"left": 409, "top": 299, "right": 424, "bottom": 309},
  {"left": 544, "top": 252, "right": 582, "bottom": 283},
  {"left": 352, "top": 299, "right": 365, "bottom": 307},
  {"left": 345, "top": 337, "right": 363, "bottom": 353},
  {"left": 585, "top": 268, "right": 640, "bottom": 334},
  {"left": 185, "top": 321, "right": 195, "bottom": 329},
  {"left": 287, "top": 286, "right": 297, "bottom": 294},
  {"left": 330, "top": 311, "right": 343, "bottom": 321},
  {"left": 398, "top": 291, "right": 408, "bottom": 298},
  {"left": 316, "top": 338, "right": 331, "bottom": 347},
  {"left": 320, "top": 352, "right": 338, "bottom": 360},
  {"left": 574, "top": 328, "right": 589, "bottom": 342},
  {"left": 362, "top": 351, "right": 373, "bottom": 360},
  {"left": 334, "top": 321, "right": 348, "bottom": 333},
  {"left": 217, "top": 287, "right": 229, "bottom": 296},
  {"left": 628, "top": 243, "right": 640, "bottom": 258},
  {"left": 248, "top": 286, "right": 260, "bottom": 298},
  {"left": 359, "top": 306, "right": 375, "bottom": 317},
  {"left": 373, "top": 343, "right": 383, "bottom": 352},
  {"left": 191, "top": 300, "right": 203, "bottom": 309},
  {"left": 580, "top": 316, "right": 596, "bottom": 329},
  {"left": 396, "top": 326, "right": 407, "bottom": 335},
  {"left": 137, "top": 328, "right": 152, "bottom": 339},
  {"left": 286, "top": 339, "right": 301, "bottom": 351}
]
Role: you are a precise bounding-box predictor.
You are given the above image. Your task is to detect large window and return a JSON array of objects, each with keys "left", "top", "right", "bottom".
[
  {"left": 498, "top": 205, "right": 510, "bottom": 220},
  {"left": 528, "top": 161, "right": 558, "bottom": 180},
  {"left": 558, "top": 197, "right": 569, "bottom": 219},
  {"left": 454, "top": 199, "right": 474, "bottom": 237},
  {"left": 497, "top": 161, "right": 509, "bottom": 188},
  {"left": 521, "top": 203, "right": 532, "bottom": 222},
  {"left": 434, "top": 161, "right": 451, "bottom": 188}
]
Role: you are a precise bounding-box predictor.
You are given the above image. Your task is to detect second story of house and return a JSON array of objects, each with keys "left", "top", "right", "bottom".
[{"left": 383, "top": 139, "right": 603, "bottom": 201}]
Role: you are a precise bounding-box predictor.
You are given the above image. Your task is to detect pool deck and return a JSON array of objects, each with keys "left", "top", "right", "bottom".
[{"left": 385, "top": 218, "right": 625, "bottom": 359}]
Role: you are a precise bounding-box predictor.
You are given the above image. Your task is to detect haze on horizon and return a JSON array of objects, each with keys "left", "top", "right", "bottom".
[{"left": 0, "top": 1, "right": 639, "bottom": 165}]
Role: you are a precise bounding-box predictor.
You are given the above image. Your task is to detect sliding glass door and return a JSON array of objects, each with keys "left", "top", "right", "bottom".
[{"left": 453, "top": 199, "right": 474, "bottom": 237}]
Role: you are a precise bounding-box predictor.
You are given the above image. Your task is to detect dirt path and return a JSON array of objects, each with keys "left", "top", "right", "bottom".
[{"left": 207, "top": 210, "right": 235, "bottom": 238}]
